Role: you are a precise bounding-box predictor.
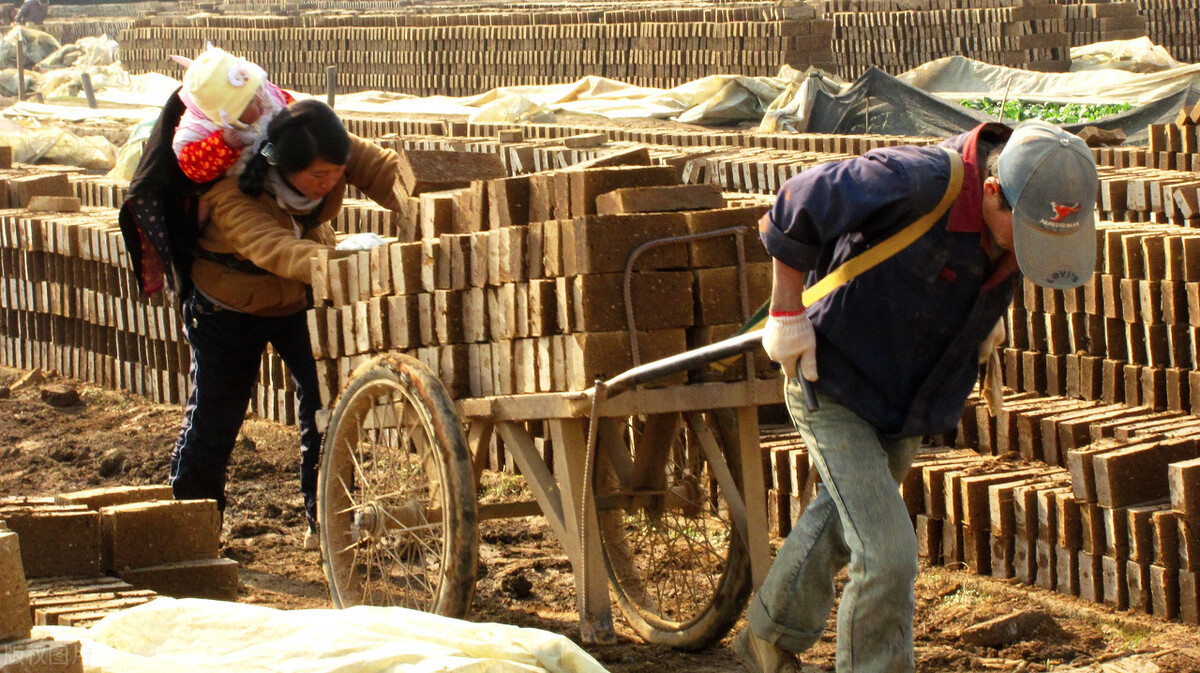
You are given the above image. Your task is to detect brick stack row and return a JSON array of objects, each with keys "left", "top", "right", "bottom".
[
  {"left": 119, "top": 2, "right": 836, "bottom": 95},
  {"left": 1133, "top": 0, "right": 1200, "bottom": 64}
]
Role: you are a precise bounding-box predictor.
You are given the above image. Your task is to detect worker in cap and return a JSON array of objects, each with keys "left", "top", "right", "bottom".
[{"left": 735, "top": 119, "right": 1097, "bottom": 673}]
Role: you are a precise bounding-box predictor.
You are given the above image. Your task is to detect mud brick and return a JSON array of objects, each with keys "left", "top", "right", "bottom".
[
  {"left": 569, "top": 166, "right": 676, "bottom": 217},
  {"left": 916, "top": 515, "right": 942, "bottom": 564},
  {"left": 1014, "top": 534, "right": 1034, "bottom": 584},
  {"left": 1042, "top": 404, "right": 1120, "bottom": 466},
  {"left": 1151, "top": 565, "right": 1180, "bottom": 619},
  {"left": 1126, "top": 558, "right": 1152, "bottom": 613},
  {"left": 0, "top": 507, "right": 100, "bottom": 578},
  {"left": 990, "top": 533, "right": 1014, "bottom": 579},
  {"left": 1021, "top": 351, "right": 1046, "bottom": 393},
  {"left": 55, "top": 485, "right": 174, "bottom": 511},
  {"left": 1067, "top": 440, "right": 1131, "bottom": 503},
  {"left": 0, "top": 525, "right": 31, "bottom": 642},
  {"left": 528, "top": 173, "right": 555, "bottom": 223},
  {"left": 27, "top": 196, "right": 81, "bottom": 213},
  {"left": 942, "top": 521, "right": 963, "bottom": 566},
  {"left": 981, "top": 471, "right": 1059, "bottom": 539},
  {"left": 1181, "top": 520, "right": 1200, "bottom": 571},
  {"left": 120, "top": 558, "right": 239, "bottom": 601},
  {"left": 1153, "top": 509, "right": 1180, "bottom": 568},
  {"left": 993, "top": 398, "right": 1047, "bottom": 455},
  {"left": 596, "top": 183, "right": 725, "bottom": 216},
  {"left": 1169, "top": 456, "right": 1200, "bottom": 521},
  {"left": 1033, "top": 538, "right": 1054, "bottom": 588},
  {"left": 1079, "top": 355, "right": 1103, "bottom": 400},
  {"left": 100, "top": 499, "right": 220, "bottom": 572},
  {"left": 693, "top": 264, "right": 772, "bottom": 326},
  {"left": 572, "top": 271, "right": 694, "bottom": 332},
  {"left": 571, "top": 146, "right": 652, "bottom": 170},
  {"left": 1101, "top": 359, "right": 1124, "bottom": 404},
  {"left": 1182, "top": 570, "right": 1200, "bottom": 624},
  {"left": 35, "top": 595, "right": 154, "bottom": 626},
  {"left": 1103, "top": 506, "right": 1130, "bottom": 561},
  {"left": 1127, "top": 502, "right": 1167, "bottom": 564},
  {"left": 1055, "top": 491, "right": 1083, "bottom": 552},
  {"left": 962, "top": 525, "right": 991, "bottom": 575},
  {"left": 9, "top": 173, "right": 72, "bottom": 208},
  {"left": 565, "top": 329, "right": 687, "bottom": 391},
  {"left": 0, "top": 638, "right": 82, "bottom": 673},
  {"left": 388, "top": 242, "right": 423, "bottom": 296},
  {"left": 434, "top": 290, "right": 465, "bottom": 344},
  {"left": 570, "top": 212, "right": 690, "bottom": 274},
  {"left": 0, "top": 144, "right": 10, "bottom": 169},
  {"left": 1167, "top": 368, "right": 1190, "bottom": 411},
  {"left": 487, "top": 176, "right": 530, "bottom": 229},
  {"left": 396, "top": 149, "right": 505, "bottom": 196},
  {"left": 1078, "top": 551, "right": 1104, "bottom": 602},
  {"left": 1100, "top": 554, "right": 1129, "bottom": 608},
  {"left": 1015, "top": 400, "right": 1090, "bottom": 461},
  {"left": 1080, "top": 503, "right": 1108, "bottom": 555},
  {"left": 418, "top": 190, "right": 458, "bottom": 238},
  {"left": 1056, "top": 546, "right": 1080, "bottom": 595},
  {"left": 1094, "top": 438, "right": 1199, "bottom": 508},
  {"left": 923, "top": 457, "right": 984, "bottom": 520}
]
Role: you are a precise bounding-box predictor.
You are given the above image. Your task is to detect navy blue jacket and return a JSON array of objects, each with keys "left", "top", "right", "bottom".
[{"left": 760, "top": 123, "right": 1018, "bottom": 437}]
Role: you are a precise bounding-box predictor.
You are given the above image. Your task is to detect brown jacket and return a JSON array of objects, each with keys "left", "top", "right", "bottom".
[{"left": 195, "top": 134, "right": 404, "bottom": 316}]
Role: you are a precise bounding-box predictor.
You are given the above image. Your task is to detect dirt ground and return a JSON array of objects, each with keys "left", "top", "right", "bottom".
[{"left": 4, "top": 365, "right": 1200, "bottom": 672}]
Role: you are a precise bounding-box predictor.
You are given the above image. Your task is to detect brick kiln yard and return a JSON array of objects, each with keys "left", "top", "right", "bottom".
[{"left": 3, "top": 365, "right": 1200, "bottom": 672}]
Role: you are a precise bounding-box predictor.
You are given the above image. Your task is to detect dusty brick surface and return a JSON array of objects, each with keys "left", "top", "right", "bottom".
[
  {"left": 120, "top": 558, "right": 239, "bottom": 602},
  {"left": 100, "top": 499, "right": 220, "bottom": 572},
  {"left": 0, "top": 526, "right": 32, "bottom": 642}
]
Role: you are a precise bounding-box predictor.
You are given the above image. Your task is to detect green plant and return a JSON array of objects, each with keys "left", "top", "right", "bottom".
[{"left": 960, "top": 98, "right": 1133, "bottom": 124}]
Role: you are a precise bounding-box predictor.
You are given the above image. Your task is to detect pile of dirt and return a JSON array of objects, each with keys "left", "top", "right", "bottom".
[{"left": 3, "top": 365, "right": 1200, "bottom": 672}]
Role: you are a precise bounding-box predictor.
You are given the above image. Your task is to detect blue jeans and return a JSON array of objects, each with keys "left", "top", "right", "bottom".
[
  {"left": 170, "top": 291, "right": 323, "bottom": 530},
  {"left": 746, "top": 380, "right": 919, "bottom": 673}
]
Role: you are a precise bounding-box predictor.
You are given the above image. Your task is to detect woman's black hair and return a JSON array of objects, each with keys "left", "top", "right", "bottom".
[{"left": 239, "top": 98, "right": 351, "bottom": 197}]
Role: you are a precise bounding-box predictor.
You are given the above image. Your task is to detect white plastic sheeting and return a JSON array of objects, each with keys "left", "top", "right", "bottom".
[
  {"left": 33, "top": 597, "right": 609, "bottom": 673},
  {"left": 898, "top": 53, "right": 1200, "bottom": 105}
]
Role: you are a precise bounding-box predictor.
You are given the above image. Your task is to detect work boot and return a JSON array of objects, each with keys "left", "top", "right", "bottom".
[{"left": 733, "top": 628, "right": 799, "bottom": 673}]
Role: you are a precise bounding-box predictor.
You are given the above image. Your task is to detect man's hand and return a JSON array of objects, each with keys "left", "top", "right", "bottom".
[
  {"left": 979, "top": 318, "right": 1006, "bottom": 364},
  {"left": 762, "top": 311, "right": 818, "bottom": 381}
]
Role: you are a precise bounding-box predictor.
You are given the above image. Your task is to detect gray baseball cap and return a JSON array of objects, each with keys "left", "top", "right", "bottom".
[{"left": 997, "top": 120, "right": 1098, "bottom": 289}]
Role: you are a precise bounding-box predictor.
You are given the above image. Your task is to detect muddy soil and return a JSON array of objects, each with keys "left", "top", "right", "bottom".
[{"left": 3, "top": 366, "right": 1200, "bottom": 672}]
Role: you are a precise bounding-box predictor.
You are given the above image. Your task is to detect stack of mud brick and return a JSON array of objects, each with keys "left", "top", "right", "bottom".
[
  {"left": 119, "top": 1, "right": 837, "bottom": 95},
  {"left": 1134, "top": 0, "right": 1200, "bottom": 63},
  {"left": 998, "top": 220, "right": 1200, "bottom": 412},
  {"left": 1, "top": 487, "right": 236, "bottom": 611},
  {"left": 1, "top": 519, "right": 84, "bottom": 673},
  {"left": 305, "top": 144, "right": 779, "bottom": 402},
  {"left": 1144, "top": 105, "right": 1200, "bottom": 173},
  {"left": 0, "top": 202, "right": 192, "bottom": 407}
]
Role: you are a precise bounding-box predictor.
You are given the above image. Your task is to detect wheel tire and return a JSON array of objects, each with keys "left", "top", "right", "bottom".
[
  {"left": 596, "top": 409, "right": 752, "bottom": 649},
  {"left": 319, "top": 354, "right": 477, "bottom": 617}
]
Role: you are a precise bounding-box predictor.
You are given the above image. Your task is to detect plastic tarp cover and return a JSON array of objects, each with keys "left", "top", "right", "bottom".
[
  {"left": 34, "top": 597, "right": 610, "bottom": 673},
  {"left": 898, "top": 54, "right": 1200, "bottom": 106},
  {"left": 333, "top": 73, "right": 790, "bottom": 123}
]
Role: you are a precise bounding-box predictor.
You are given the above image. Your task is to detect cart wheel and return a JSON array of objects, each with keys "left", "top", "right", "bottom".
[
  {"left": 596, "top": 409, "right": 751, "bottom": 649},
  {"left": 319, "top": 354, "right": 477, "bottom": 617}
]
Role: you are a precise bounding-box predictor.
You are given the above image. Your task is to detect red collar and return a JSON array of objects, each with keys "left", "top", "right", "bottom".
[
  {"left": 946, "top": 125, "right": 985, "bottom": 234},
  {"left": 946, "top": 124, "right": 1018, "bottom": 290}
]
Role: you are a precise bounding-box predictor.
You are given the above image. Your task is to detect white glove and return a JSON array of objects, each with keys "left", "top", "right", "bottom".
[
  {"left": 762, "top": 312, "right": 818, "bottom": 382},
  {"left": 335, "top": 233, "right": 386, "bottom": 251},
  {"left": 979, "top": 318, "right": 1006, "bottom": 364}
]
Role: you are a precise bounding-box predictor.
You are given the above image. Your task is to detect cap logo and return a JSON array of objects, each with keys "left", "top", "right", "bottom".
[{"left": 1050, "top": 202, "right": 1080, "bottom": 222}]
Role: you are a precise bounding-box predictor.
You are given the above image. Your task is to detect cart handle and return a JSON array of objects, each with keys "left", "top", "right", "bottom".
[{"left": 591, "top": 331, "right": 819, "bottom": 412}]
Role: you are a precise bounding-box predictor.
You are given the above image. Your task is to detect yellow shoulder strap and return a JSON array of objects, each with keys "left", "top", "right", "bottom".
[
  {"left": 799, "top": 146, "right": 965, "bottom": 308},
  {"left": 713, "top": 147, "right": 965, "bottom": 373}
]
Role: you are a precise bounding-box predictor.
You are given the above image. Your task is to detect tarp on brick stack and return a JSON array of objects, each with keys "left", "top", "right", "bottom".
[{"left": 778, "top": 59, "right": 1200, "bottom": 145}]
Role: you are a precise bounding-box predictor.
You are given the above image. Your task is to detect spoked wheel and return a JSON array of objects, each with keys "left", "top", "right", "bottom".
[
  {"left": 319, "top": 354, "right": 477, "bottom": 617},
  {"left": 595, "top": 409, "right": 752, "bottom": 649}
]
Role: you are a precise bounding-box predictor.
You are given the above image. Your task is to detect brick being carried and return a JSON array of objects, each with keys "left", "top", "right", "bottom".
[
  {"left": 570, "top": 271, "right": 694, "bottom": 333},
  {"left": 693, "top": 263, "right": 772, "bottom": 327},
  {"left": 565, "top": 329, "right": 687, "bottom": 391},
  {"left": 684, "top": 205, "right": 772, "bottom": 268},
  {"left": 396, "top": 149, "right": 506, "bottom": 196}
]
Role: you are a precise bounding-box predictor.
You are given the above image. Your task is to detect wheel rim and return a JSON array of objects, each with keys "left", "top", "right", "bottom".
[
  {"left": 323, "top": 376, "right": 451, "bottom": 611},
  {"left": 598, "top": 412, "right": 743, "bottom": 634}
]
